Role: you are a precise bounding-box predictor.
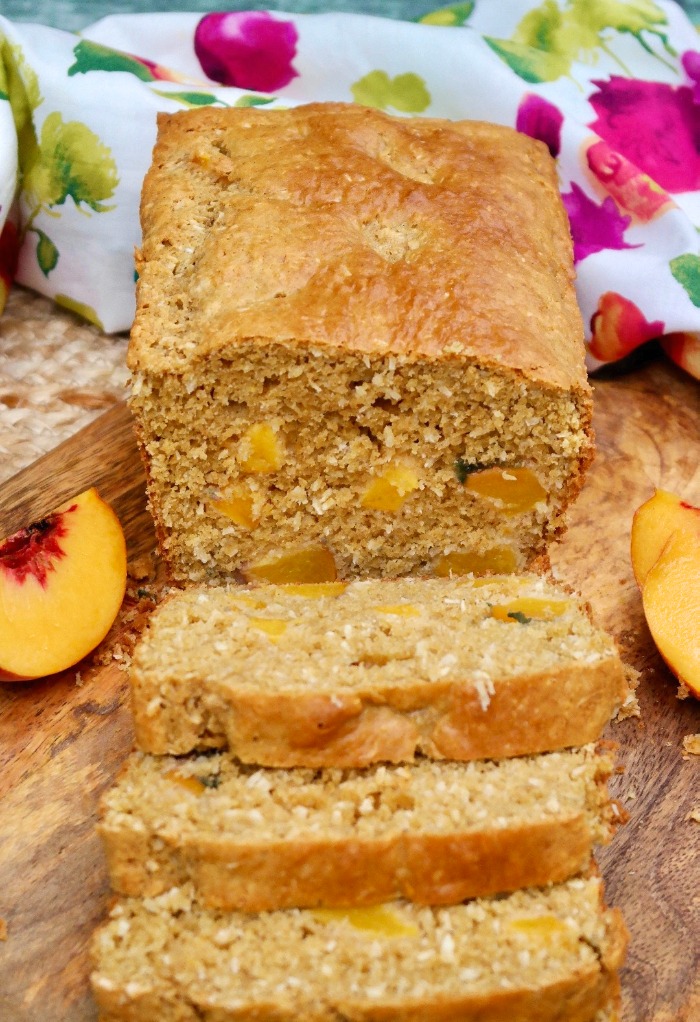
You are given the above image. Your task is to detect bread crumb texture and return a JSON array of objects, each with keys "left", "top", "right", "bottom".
[
  {"left": 90, "top": 876, "right": 626, "bottom": 1022},
  {"left": 128, "top": 575, "right": 628, "bottom": 763},
  {"left": 128, "top": 103, "right": 592, "bottom": 584},
  {"left": 99, "top": 744, "right": 617, "bottom": 910},
  {"left": 682, "top": 733, "right": 700, "bottom": 756}
]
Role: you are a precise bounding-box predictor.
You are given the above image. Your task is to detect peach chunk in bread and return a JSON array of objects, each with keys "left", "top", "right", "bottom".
[
  {"left": 129, "top": 104, "right": 592, "bottom": 584},
  {"left": 456, "top": 463, "right": 547, "bottom": 515},
  {"left": 0, "top": 488, "right": 127, "bottom": 681},
  {"left": 242, "top": 545, "right": 338, "bottom": 584},
  {"left": 128, "top": 576, "right": 628, "bottom": 764}
]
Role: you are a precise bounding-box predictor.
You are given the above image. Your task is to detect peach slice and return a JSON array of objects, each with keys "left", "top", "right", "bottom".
[
  {"left": 433, "top": 546, "right": 518, "bottom": 577},
  {"left": 631, "top": 489, "right": 700, "bottom": 588},
  {"left": 163, "top": 770, "right": 207, "bottom": 796},
  {"left": 0, "top": 487, "right": 127, "bottom": 681},
  {"left": 641, "top": 529, "right": 700, "bottom": 698},
  {"left": 506, "top": 915, "right": 571, "bottom": 940},
  {"left": 361, "top": 465, "right": 420, "bottom": 512},
  {"left": 463, "top": 466, "right": 546, "bottom": 515},
  {"left": 312, "top": 905, "right": 419, "bottom": 937},
  {"left": 211, "top": 491, "right": 258, "bottom": 530},
  {"left": 243, "top": 546, "right": 337, "bottom": 585},
  {"left": 163, "top": 769, "right": 221, "bottom": 794},
  {"left": 247, "top": 617, "right": 288, "bottom": 639},
  {"left": 489, "top": 597, "right": 569, "bottom": 624},
  {"left": 239, "top": 423, "right": 284, "bottom": 474}
]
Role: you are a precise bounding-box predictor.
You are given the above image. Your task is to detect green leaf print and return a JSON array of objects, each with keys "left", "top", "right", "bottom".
[
  {"left": 1, "top": 39, "right": 119, "bottom": 288},
  {"left": 351, "top": 71, "right": 431, "bottom": 114},
  {"left": 576, "top": 0, "right": 675, "bottom": 58},
  {"left": 670, "top": 254, "right": 700, "bottom": 308},
  {"left": 68, "top": 40, "right": 155, "bottom": 82},
  {"left": 484, "top": 39, "right": 569, "bottom": 84},
  {"left": 35, "top": 229, "right": 59, "bottom": 276},
  {"left": 153, "top": 89, "right": 227, "bottom": 108},
  {"left": 24, "top": 112, "right": 118, "bottom": 213},
  {"left": 55, "top": 293, "right": 105, "bottom": 329},
  {"left": 418, "top": 3, "right": 475, "bottom": 27},
  {"left": 485, "top": 0, "right": 674, "bottom": 84},
  {"left": 0, "top": 38, "right": 42, "bottom": 170},
  {"left": 233, "top": 94, "right": 276, "bottom": 108}
]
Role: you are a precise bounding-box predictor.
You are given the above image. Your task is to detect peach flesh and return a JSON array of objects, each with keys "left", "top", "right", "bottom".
[
  {"left": 0, "top": 488, "right": 127, "bottom": 680},
  {"left": 641, "top": 530, "right": 700, "bottom": 698},
  {"left": 243, "top": 546, "right": 337, "bottom": 584},
  {"left": 631, "top": 488, "right": 700, "bottom": 589}
]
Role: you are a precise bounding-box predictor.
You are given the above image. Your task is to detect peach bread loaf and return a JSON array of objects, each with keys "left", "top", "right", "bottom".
[
  {"left": 129, "top": 575, "right": 628, "bottom": 765},
  {"left": 90, "top": 876, "right": 626, "bottom": 1022},
  {"left": 99, "top": 745, "right": 618, "bottom": 912},
  {"left": 128, "top": 101, "right": 593, "bottom": 584}
]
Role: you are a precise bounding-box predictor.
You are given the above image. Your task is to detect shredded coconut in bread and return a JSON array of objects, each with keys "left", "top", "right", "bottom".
[
  {"left": 129, "top": 575, "right": 628, "bottom": 765},
  {"left": 128, "top": 103, "right": 592, "bottom": 584}
]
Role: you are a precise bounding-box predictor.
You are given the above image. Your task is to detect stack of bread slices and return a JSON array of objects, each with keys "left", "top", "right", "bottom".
[{"left": 91, "top": 574, "right": 629, "bottom": 1022}]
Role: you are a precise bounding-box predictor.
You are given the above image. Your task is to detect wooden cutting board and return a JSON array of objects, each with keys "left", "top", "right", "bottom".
[{"left": 0, "top": 351, "right": 698, "bottom": 1022}]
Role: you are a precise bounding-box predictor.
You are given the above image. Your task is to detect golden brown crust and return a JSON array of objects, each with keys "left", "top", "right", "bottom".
[
  {"left": 90, "top": 878, "right": 626, "bottom": 1022},
  {"left": 99, "top": 744, "right": 617, "bottom": 912},
  {"left": 100, "top": 816, "right": 599, "bottom": 914},
  {"left": 126, "top": 102, "right": 593, "bottom": 584},
  {"left": 94, "top": 978, "right": 621, "bottom": 1022},
  {"left": 129, "top": 103, "right": 587, "bottom": 394},
  {"left": 131, "top": 658, "right": 628, "bottom": 767}
]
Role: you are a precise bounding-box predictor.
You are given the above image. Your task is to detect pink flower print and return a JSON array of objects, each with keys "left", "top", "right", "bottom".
[
  {"left": 588, "top": 76, "right": 700, "bottom": 194},
  {"left": 0, "top": 218, "right": 19, "bottom": 296},
  {"left": 681, "top": 50, "right": 700, "bottom": 104},
  {"left": 516, "top": 94, "right": 563, "bottom": 158},
  {"left": 589, "top": 292, "right": 664, "bottom": 362},
  {"left": 561, "top": 182, "right": 639, "bottom": 263},
  {"left": 585, "top": 140, "right": 672, "bottom": 223},
  {"left": 194, "top": 12, "right": 299, "bottom": 93},
  {"left": 136, "top": 56, "right": 193, "bottom": 84}
]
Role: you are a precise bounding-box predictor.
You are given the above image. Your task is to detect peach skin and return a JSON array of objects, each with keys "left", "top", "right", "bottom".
[{"left": 0, "top": 487, "right": 127, "bottom": 680}]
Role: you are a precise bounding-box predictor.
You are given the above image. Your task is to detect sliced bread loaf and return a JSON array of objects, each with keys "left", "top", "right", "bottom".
[
  {"left": 130, "top": 575, "right": 627, "bottom": 765},
  {"left": 91, "top": 876, "right": 626, "bottom": 1022},
  {"left": 99, "top": 745, "right": 617, "bottom": 912},
  {"left": 129, "top": 103, "right": 592, "bottom": 586}
]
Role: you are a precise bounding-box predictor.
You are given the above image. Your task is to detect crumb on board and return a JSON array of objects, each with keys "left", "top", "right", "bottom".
[
  {"left": 613, "top": 665, "right": 641, "bottom": 722},
  {"left": 128, "top": 553, "right": 158, "bottom": 583},
  {"left": 677, "top": 683, "right": 691, "bottom": 700},
  {"left": 686, "top": 807, "right": 700, "bottom": 824},
  {"left": 682, "top": 734, "right": 700, "bottom": 757}
]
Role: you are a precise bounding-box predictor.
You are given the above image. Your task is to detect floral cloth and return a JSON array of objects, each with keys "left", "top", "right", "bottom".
[{"left": 2, "top": 0, "right": 700, "bottom": 379}]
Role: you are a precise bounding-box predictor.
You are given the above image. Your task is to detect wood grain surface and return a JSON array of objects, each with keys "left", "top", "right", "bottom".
[{"left": 0, "top": 352, "right": 699, "bottom": 1022}]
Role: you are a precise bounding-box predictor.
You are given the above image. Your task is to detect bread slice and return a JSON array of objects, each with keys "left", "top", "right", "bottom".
[
  {"left": 91, "top": 876, "right": 626, "bottom": 1022},
  {"left": 130, "top": 575, "right": 628, "bottom": 765},
  {"left": 99, "top": 745, "right": 618, "bottom": 912},
  {"left": 128, "top": 101, "right": 592, "bottom": 585}
]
